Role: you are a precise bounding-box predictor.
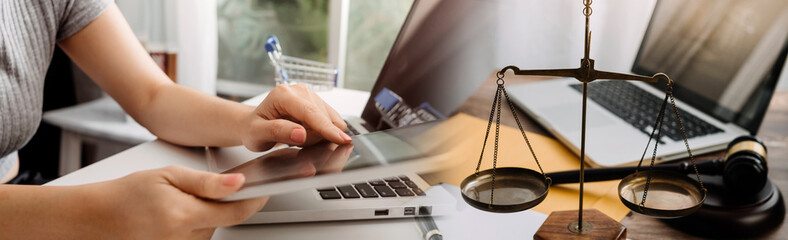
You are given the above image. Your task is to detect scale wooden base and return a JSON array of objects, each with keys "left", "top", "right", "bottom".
[{"left": 534, "top": 209, "right": 626, "bottom": 240}]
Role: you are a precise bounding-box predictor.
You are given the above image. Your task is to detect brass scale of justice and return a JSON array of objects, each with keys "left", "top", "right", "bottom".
[{"left": 460, "top": 0, "right": 708, "bottom": 237}]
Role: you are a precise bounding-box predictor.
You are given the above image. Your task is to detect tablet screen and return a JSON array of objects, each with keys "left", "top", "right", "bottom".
[{"left": 221, "top": 121, "right": 442, "bottom": 188}]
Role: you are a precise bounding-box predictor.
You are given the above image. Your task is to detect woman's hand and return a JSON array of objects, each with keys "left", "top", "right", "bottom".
[
  {"left": 86, "top": 166, "right": 268, "bottom": 239},
  {"left": 0, "top": 166, "right": 267, "bottom": 239},
  {"left": 241, "top": 84, "right": 352, "bottom": 152}
]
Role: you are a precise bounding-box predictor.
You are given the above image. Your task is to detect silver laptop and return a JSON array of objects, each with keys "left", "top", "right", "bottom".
[
  {"left": 216, "top": 0, "right": 497, "bottom": 224},
  {"left": 206, "top": 121, "right": 458, "bottom": 224},
  {"left": 508, "top": 0, "right": 788, "bottom": 167}
]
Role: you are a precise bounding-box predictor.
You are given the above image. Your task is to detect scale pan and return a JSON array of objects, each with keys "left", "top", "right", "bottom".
[
  {"left": 461, "top": 167, "right": 550, "bottom": 213},
  {"left": 619, "top": 170, "right": 706, "bottom": 218}
]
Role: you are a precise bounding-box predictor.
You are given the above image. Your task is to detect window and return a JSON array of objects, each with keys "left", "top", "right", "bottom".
[
  {"left": 217, "top": 0, "right": 329, "bottom": 90},
  {"left": 216, "top": 0, "right": 412, "bottom": 96},
  {"left": 343, "top": 0, "right": 413, "bottom": 91}
]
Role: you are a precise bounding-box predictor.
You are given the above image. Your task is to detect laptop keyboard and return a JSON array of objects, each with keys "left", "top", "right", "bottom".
[
  {"left": 343, "top": 122, "right": 362, "bottom": 136},
  {"left": 317, "top": 175, "right": 426, "bottom": 200},
  {"left": 334, "top": 123, "right": 426, "bottom": 200},
  {"left": 569, "top": 81, "right": 722, "bottom": 141}
]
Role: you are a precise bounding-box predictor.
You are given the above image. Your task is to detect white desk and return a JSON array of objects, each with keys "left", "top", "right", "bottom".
[
  {"left": 42, "top": 97, "right": 156, "bottom": 176},
  {"left": 45, "top": 88, "right": 427, "bottom": 239}
]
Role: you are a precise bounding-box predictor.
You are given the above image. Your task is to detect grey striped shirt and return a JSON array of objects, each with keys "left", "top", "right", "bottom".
[{"left": 0, "top": 0, "right": 111, "bottom": 177}]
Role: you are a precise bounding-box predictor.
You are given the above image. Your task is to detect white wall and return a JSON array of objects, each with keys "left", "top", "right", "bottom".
[
  {"left": 496, "top": 0, "right": 657, "bottom": 73},
  {"left": 115, "top": 0, "right": 177, "bottom": 51},
  {"left": 116, "top": 0, "right": 217, "bottom": 95},
  {"left": 175, "top": 0, "right": 217, "bottom": 95}
]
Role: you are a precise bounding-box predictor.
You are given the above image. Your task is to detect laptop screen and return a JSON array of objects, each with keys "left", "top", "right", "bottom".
[
  {"left": 359, "top": 0, "right": 498, "bottom": 130},
  {"left": 632, "top": 0, "right": 788, "bottom": 134}
]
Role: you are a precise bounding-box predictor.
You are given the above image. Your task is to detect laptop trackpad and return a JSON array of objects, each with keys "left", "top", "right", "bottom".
[{"left": 538, "top": 103, "right": 615, "bottom": 132}]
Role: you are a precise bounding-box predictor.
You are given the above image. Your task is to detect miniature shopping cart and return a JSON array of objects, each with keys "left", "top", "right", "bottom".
[{"left": 265, "top": 35, "right": 338, "bottom": 90}]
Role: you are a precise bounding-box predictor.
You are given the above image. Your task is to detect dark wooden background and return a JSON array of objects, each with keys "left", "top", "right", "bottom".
[{"left": 455, "top": 73, "right": 788, "bottom": 239}]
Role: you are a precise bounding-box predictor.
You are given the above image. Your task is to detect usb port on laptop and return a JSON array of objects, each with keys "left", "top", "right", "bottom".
[
  {"left": 404, "top": 207, "right": 415, "bottom": 216},
  {"left": 374, "top": 209, "right": 389, "bottom": 216}
]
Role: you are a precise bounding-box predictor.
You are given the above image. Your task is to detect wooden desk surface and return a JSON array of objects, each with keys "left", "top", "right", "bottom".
[{"left": 455, "top": 73, "right": 788, "bottom": 239}]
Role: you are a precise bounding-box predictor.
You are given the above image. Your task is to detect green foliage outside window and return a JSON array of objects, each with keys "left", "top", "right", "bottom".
[
  {"left": 217, "top": 0, "right": 412, "bottom": 92},
  {"left": 217, "top": 0, "right": 328, "bottom": 85}
]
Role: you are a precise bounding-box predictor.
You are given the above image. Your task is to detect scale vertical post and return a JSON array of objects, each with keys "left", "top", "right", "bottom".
[
  {"left": 579, "top": 82, "right": 587, "bottom": 230},
  {"left": 583, "top": 5, "right": 590, "bottom": 60},
  {"left": 502, "top": 0, "right": 629, "bottom": 238},
  {"left": 578, "top": 0, "right": 591, "bottom": 229}
]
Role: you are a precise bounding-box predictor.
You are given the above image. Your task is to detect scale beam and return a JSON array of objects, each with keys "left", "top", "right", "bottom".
[{"left": 499, "top": 63, "right": 659, "bottom": 83}]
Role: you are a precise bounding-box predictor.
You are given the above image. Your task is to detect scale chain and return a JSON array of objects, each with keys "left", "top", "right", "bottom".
[
  {"left": 583, "top": 0, "right": 592, "bottom": 17},
  {"left": 669, "top": 91, "right": 706, "bottom": 191},
  {"left": 479, "top": 74, "right": 550, "bottom": 207},
  {"left": 640, "top": 94, "right": 667, "bottom": 207},
  {"left": 502, "top": 88, "right": 547, "bottom": 177},
  {"left": 475, "top": 83, "right": 502, "bottom": 174},
  {"left": 636, "top": 94, "right": 668, "bottom": 173},
  {"left": 490, "top": 84, "right": 504, "bottom": 206},
  {"left": 639, "top": 75, "right": 706, "bottom": 207}
]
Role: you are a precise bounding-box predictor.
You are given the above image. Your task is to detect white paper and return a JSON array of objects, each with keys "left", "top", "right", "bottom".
[{"left": 432, "top": 184, "right": 548, "bottom": 240}]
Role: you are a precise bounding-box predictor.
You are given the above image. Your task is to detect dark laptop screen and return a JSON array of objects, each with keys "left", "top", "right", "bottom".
[
  {"left": 360, "top": 0, "right": 498, "bottom": 130},
  {"left": 632, "top": 0, "right": 788, "bottom": 134}
]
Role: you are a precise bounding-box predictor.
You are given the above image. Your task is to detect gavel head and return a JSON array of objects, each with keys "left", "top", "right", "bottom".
[{"left": 723, "top": 136, "right": 768, "bottom": 196}]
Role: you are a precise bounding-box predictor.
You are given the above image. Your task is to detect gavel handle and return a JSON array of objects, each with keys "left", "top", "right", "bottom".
[{"left": 546, "top": 159, "right": 722, "bottom": 184}]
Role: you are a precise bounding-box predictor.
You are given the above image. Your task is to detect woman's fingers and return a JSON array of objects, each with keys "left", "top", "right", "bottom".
[
  {"left": 191, "top": 228, "right": 217, "bottom": 239},
  {"left": 158, "top": 166, "right": 269, "bottom": 228},
  {"left": 192, "top": 197, "right": 269, "bottom": 228},
  {"left": 244, "top": 119, "right": 308, "bottom": 152},
  {"left": 161, "top": 166, "right": 244, "bottom": 200},
  {"left": 256, "top": 84, "right": 351, "bottom": 146},
  {"left": 310, "top": 89, "right": 347, "bottom": 131}
]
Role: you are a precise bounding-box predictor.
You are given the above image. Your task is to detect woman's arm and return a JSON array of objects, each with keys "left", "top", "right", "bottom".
[
  {"left": 58, "top": 4, "right": 351, "bottom": 151},
  {"left": 0, "top": 166, "right": 267, "bottom": 239},
  {"left": 1, "top": 4, "right": 352, "bottom": 238}
]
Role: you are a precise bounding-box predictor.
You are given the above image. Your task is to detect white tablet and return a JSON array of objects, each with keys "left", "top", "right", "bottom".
[{"left": 213, "top": 120, "right": 456, "bottom": 201}]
